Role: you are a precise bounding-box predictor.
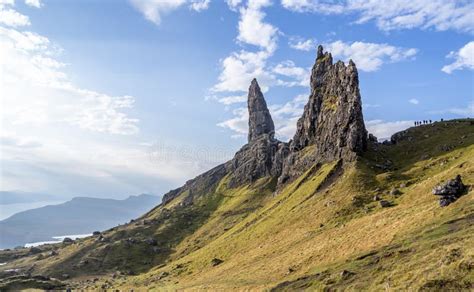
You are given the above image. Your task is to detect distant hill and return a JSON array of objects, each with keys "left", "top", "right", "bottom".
[
  {"left": 0, "top": 191, "right": 60, "bottom": 205},
  {"left": 0, "top": 194, "right": 160, "bottom": 249}
]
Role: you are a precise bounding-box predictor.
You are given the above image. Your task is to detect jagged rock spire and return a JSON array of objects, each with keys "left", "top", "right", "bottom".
[
  {"left": 292, "top": 45, "right": 367, "bottom": 159},
  {"left": 247, "top": 78, "right": 275, "bottom": 142}
]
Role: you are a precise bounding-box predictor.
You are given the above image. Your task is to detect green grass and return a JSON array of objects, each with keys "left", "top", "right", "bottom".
[{"left": 1, "top": 119, "right": 473, "bottom": 291}]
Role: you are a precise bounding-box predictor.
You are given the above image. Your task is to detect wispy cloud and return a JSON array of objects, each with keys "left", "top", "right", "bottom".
[
  {"left": 442, "top": 41, "right": 474, "bottom": 74},
  {"left": 218, "top": 93, "right": 308, "bottom": 141},
  {"left": 409, "top": 98, "right": 419, "bottom": 105},
  {"left": 325, "top": 40, "right": 418, "bottom": 72},
  {"left": 289, "top": 37, "right": 317, "bottom": 51},
  {"left": 281, "top": 0, "right": 474, "bottom": 34},
  {"left": 129, "top": 0, "right": 210, "bottom": 25},
  {"left": 366, "top": 119, "right": 413, "bottom": 140},
  {"left": 430, "top": 102, "right": 474, "bottom": 117}
]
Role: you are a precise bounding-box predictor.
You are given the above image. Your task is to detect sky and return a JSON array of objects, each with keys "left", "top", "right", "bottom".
[{"left": 0, "top": 0, "right": 473, "bottom": 201}]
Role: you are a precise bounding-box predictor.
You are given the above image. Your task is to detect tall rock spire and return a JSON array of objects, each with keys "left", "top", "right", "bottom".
[
  {"left": 247, "top": 78, "right": 275, "bottom": 142},
  {"left": 292, "top": 45, "right": 367, "bottom": 159},
  {"left": 278, "top": 45, "right": 367, "bottom": 185}
]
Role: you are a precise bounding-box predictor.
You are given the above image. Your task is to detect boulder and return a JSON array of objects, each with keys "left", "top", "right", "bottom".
[
  {"left": 380, "top": 200, "right": 391, "bottom": 208},
  {"left": 62, "top": 237, "right": 74, "bottom": 244},
  {"left": 211, "top": 258, "right": 223, "bottom": 266},
  {"left": 432, "top": 175, "right": 467, "bottom": 207},
  {"left": 390, "top": 188, "right": 401, "bottom": 196}
]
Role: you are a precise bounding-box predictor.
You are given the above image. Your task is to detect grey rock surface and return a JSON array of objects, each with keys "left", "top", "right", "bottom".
[
  {"left": 228, "top": 80, "right": 287, "bottom": 187},
  {"left": 248, "top": 78, "right": 275, "bottom": 142},
  {"left": 432, "top": 175, "right": 467, "bottom": 207},
  {"left": 279, "top": 45, "right": 367, "bottom": 185},
  {"left": 162, "top": 45, "right": 368, "bottom": 205}
]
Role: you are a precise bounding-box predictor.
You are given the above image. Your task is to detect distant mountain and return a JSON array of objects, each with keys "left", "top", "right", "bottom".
[
  {"left": 0, "top": 194, "right": 160, "bottom": 249},
  {"left": 0, "top": 191, "right": 60, "bottom": 205}
]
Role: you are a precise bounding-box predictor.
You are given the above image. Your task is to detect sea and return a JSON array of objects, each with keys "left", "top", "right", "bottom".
[{"left": 24, "top": 234, "right": 92, "bottom": 248}]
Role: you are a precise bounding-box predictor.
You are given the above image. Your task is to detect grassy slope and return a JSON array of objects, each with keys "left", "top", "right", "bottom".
[{"left": 1, "top": 120, "right": 473, "bottom": 290}]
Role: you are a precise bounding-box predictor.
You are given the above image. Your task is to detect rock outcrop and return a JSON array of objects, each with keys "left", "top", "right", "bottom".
[
  {"left": 228, "top": 79, "right": 286, "bottom": 188},
  {"left": 292, "top": 45, "right": 367, "bottom": 158},
  {"left": 248, "top": 78, "right": 275, "bottom": 142},
  {"left": 278, "top": 45, "right": 367, "bottom": 184},
  {"left": 432, "top": 175, "right": 467, "bottom": 207},
  {"left": 163, "top": 45, "right": 368, "bottom": 204}
]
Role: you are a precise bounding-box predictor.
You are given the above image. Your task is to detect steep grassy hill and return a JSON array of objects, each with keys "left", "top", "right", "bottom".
[{"left": 0, "top": 119, "right": 473, "bottom": 290}]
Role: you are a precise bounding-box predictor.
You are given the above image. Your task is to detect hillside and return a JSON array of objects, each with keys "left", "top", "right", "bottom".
[
  {"left": 0, "top": 46, "right": 472, "bottom": 291},
  {"left": 0, "top": 194, "right": 160, "bottom": 249},
  {"left": 0, "top": 191, "right": 60, "bottom": 205}
]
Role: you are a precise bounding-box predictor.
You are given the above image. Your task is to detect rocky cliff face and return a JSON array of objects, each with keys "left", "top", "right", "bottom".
[
  {"left": 228, "top": 79, "right": 286, "bottom": 188},
  {"left": 278, "top": 45, "right": 367, "bottom": 184},
  {"left": 292, "top": 45, "right": 367, "bottom": 157},
  {"left": 163, "top": 45, "right": 368, "bottom": 203}
]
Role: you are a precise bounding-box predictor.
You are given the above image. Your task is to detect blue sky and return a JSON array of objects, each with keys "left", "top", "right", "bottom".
[{"left": 0, "top": 0, "right": 473, "bottom": 201}]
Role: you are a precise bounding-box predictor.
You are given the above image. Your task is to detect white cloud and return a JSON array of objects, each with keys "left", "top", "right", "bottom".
[
  {"left": 270, "top": 94, "right": 307, "bottom": 140},
  {"left": 366, "top": 119, "right": 413, "bottom": 140},
  {"left": 213, "top": 1, "right": 280, "bottom": 94},
  {"left": 0, "top": 27, "right": 139, "bottom": 134},
  {"left": 212, "top": 49, "right": 276, "bottom": 93},
  {"left": 218, "top": 95, "right": 247, "bottom": 105},
  {"left": 409, "top": 98, "right": 419, "bottom": 105},
  {"left": 129, "top": 0, "right": 210, "bottom": 25},
  {"left": 442, "top": 41, "right": 474, "bottom": 74},
  {"left": 237, "top": 0, "right": 278, "bottom": 53},
  {"left": 289, "top": 37, "right": 317, "bottom": 51},
  {"left": 281, "top": 0, "right": 345, "bottom": 14},
  {"left": 348, "top": 0, "right": 474, "bottom": 34},
  {"left": 430, "top": 102, "right": 474, "bottom": 117},
  {"left": 217, "top": 107, "right": 249, "bottom": 136},
  {"left": 218, "top": 93, "right": 308, "bottom": 141},
  {"left": 0, "top": 7, "right": 30, "bottom": 27},
  {"left": 0, "top": 8, "right": 225, "bottom": 197},
  {"left": 190, "top": 0, "right": 210, "bottom": 11},
  {"left": 273, "top": 60, "right": 310, "bottom": 87},
  {"left": 325, "top": 40, "right": 418, "bottom": 72},
  {"left": 281, "top": 0, "right": 474, "bottom": 34},
  {"left": 25, "top": 0, "right": 41, "bottom": 8},
  {"left": 226, "top": 0, "right": 243, "bottom": 10}
]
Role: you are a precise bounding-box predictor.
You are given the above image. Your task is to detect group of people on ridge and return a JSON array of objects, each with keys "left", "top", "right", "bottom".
[{"left": 414, "top": 120, "right": 434, "bottom": 126}]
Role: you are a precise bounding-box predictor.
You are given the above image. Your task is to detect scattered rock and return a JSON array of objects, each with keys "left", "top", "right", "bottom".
[
  {"left": 340, "top": 270, "right": 355, "bottom": 279},
  {"left": 368, "top": 133, "right": 378, "bottom": 143},
  {"left": 439, "top": 144, "right": 453, "bottom": 152},
  {"left": 145, "top": 238, "right": 158, "bottom": 246},
  {"left": 211, "top": 258, "right": 223, "bottom": 267},
  {"left": 373, "top": 195, "right": 381, "bottom": 201},
  {"left": 442, "top": 248, "right": 462, "bottom": 265},
  {"left": 49, "top": 250, "right": 58, "bottom": 256},
  {"left": 380, "top": 200, "right": 391, "bottom": 208},
  {"left": 432, "top": 175, "right": 467, "bottom": 207},
  {"left": 92, "top": 231, "right": 101, "bottom": 236},
  {"left": 29, "top": 247, "right": 42, "bottom": 254},
  {"left": 63, "top": 237, "right": 74, "bottom": 244},
  {"left": 157, "top": 271, "right": 169, "bottom": 280},
  {"left": 390, "top": 188, "right": 401, "bottom": 196}
]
